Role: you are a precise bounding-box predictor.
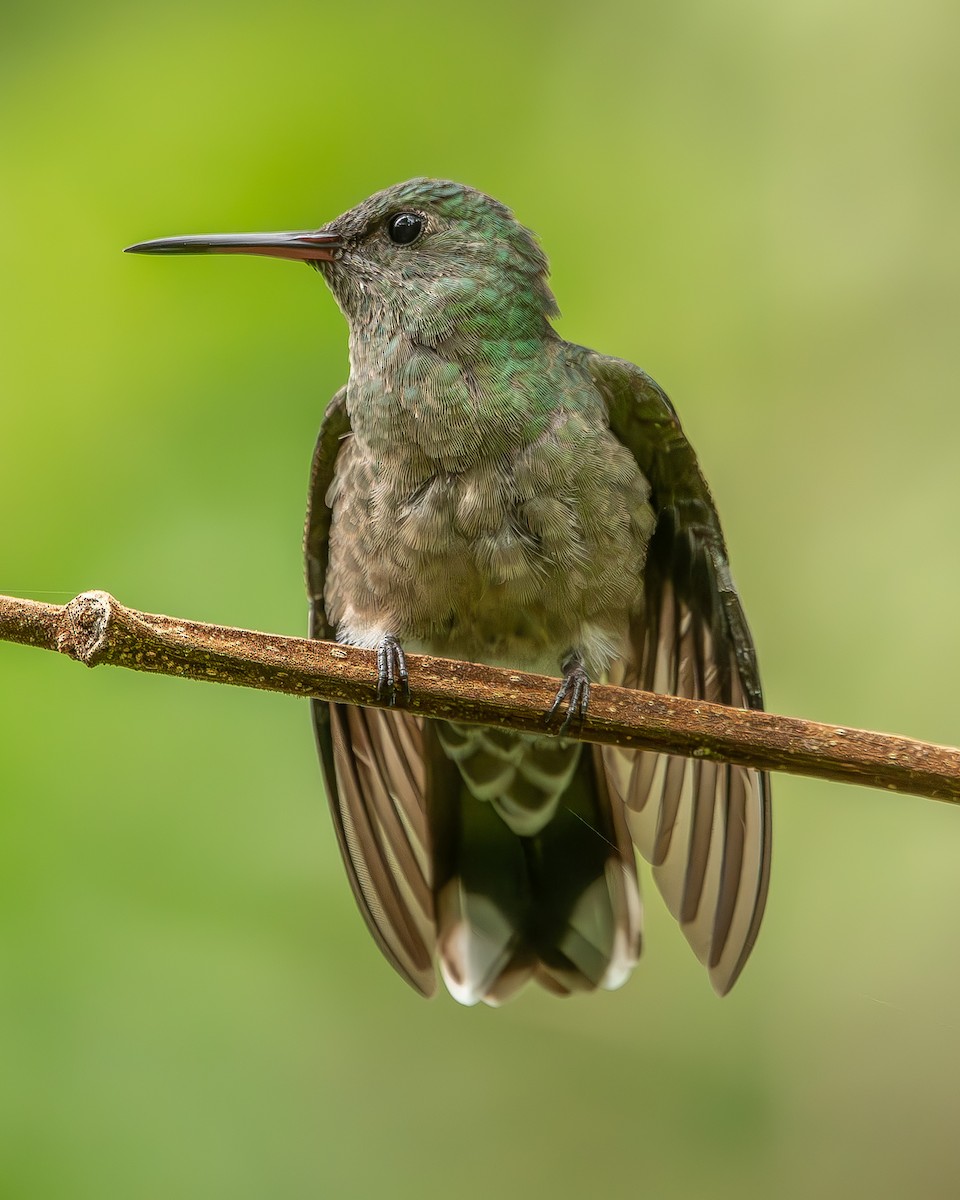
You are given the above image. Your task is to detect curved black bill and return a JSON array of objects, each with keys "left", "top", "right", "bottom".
[{"left": 123, "top": 230, "right": 340, "bottom": 262}]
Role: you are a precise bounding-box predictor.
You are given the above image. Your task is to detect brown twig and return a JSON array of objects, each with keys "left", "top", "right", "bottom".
[{"left": 2, "top": 589, "right": 959, "bottom": 804}]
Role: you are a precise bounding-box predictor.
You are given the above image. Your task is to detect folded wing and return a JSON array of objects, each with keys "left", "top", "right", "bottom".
[
  {"left": 584, "top": 352, "right": 772, "bottom": 994},
  {"left": 305, "top": 389, "right": 437, "bottom": 995}
]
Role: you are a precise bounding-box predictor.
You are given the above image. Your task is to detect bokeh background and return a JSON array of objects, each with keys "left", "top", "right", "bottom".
[{"left": 2, "top": 0, "right": 960, "bottom": 1196}]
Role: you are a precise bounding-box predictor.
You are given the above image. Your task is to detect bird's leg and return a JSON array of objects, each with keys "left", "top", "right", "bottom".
[
  {"left": 376, "top": 633, "right": 410, "bottom": 706},
  {"left": 545, "top": 651, "right": 591, "bottom": 735}
]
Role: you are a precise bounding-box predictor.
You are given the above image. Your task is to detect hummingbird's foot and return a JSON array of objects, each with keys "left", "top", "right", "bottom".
[
  {"left": 545, "top": 653, "right": 591, "bottom": 735},
  {"left": 376, "top": 634, "right": 410, "bottom": 706}
]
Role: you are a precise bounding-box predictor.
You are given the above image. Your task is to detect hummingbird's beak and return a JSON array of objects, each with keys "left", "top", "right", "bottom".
[{"left": 123, "top": 229, "right": 341, "bottom": 262}]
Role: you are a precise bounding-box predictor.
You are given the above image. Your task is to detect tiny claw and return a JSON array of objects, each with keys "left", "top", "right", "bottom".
[
  {"left": 376, "top": 634, "right": 410, "bottom": 706},
  {"left": 545, "top": 656, "right": 591, "bottom": 735}
]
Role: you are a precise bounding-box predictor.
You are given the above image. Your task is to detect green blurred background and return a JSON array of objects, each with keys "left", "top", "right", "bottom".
[{"left": 2, "top": 0, "right": 959, "bottom": 1196}]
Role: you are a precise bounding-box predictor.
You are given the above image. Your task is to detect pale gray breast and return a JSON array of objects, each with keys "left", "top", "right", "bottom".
[{"left": 326, "top": 413, "right": 655, "bottom": 670}]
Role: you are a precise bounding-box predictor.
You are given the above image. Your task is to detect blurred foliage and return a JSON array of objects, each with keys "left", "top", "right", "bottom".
[{"left": 2, "top": 0, "right": 960, "bottom": 1196}]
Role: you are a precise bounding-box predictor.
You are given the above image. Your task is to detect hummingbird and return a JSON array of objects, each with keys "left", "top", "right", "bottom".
[{"left": 126, "top": 179, "right": 771, "bottom": 1004}]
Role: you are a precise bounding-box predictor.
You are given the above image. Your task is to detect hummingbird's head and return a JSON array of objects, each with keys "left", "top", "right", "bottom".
[
  {"left": 313, "top": 179, "right": 559, "bottom": 343},
  {"left": 125, "top": 179, "right": 559, "bottom": 348}
]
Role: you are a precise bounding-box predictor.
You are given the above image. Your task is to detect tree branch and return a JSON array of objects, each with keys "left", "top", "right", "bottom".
[{"left": 2, "top": 589, "right": 959, "bottom": 805}]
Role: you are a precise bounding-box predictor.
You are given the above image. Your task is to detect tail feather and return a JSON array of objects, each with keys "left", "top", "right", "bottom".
[{"left": 432, "top": 743, "right": 642, "bottom": 1006}]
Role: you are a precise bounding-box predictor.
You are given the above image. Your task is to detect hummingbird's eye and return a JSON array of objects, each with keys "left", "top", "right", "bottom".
[{"left": 386, "top": 212, "right": 424, "bottom": 246}]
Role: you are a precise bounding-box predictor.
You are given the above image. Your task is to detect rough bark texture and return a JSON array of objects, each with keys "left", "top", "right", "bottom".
[{"left": 2, "top": 589, "right": 959, "bottom": 804}]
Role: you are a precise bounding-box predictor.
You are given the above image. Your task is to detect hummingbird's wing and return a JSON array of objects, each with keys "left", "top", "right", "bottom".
[
  {"left": 305, "top": 388, "right": 437, "bottom": 997},
  {"left": 585, "top": 353, "right": 771, "bottom": 995}
]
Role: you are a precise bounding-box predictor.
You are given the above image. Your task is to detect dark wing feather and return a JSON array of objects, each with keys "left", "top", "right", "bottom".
[
  {"left": 305, "top": 388, "right": 437, "bottom": 996},
  {"left": 585, "top": 352, "right": 772, "bottom": 995}
]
